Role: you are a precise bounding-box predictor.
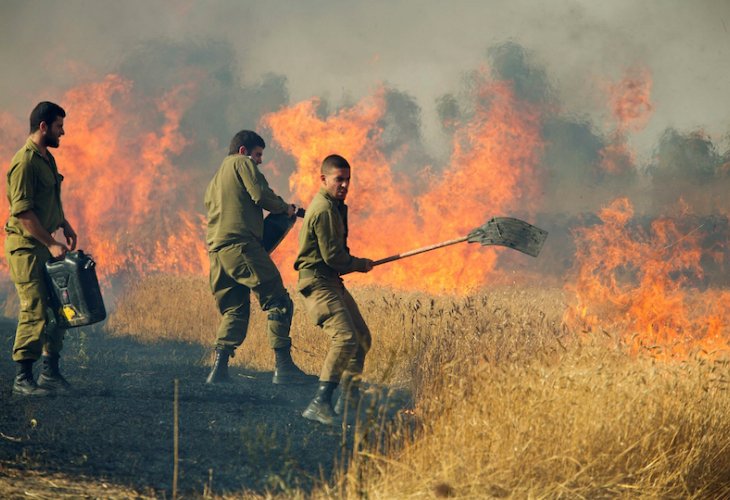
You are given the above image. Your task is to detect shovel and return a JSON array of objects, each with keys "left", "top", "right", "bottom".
[{"left": 353, "top": 217, "right": 548, "bottom": 271}]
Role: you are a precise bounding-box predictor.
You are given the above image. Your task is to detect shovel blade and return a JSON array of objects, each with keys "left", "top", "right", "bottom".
[{"left": 468, "top": 217, "right": 548, "bottom": 257}]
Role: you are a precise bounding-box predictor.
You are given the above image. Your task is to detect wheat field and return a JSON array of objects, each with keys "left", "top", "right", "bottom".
[{"left": 106, "top": 275, "right": 730, "bottom": 499}]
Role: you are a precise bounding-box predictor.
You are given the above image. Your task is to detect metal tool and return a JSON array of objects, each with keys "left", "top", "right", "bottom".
[{"left": 362, "top": 217, "right": 548, "bottom": 270}]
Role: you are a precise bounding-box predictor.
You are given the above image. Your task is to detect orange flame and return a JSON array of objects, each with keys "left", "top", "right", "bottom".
[
  {"left": 607, "top": 68, "right": 654, "bottom": 132},
  {"left": 0, "top": 75, "right": 208, "bottom": 278},
  {"left": 599, "top": 69, "right": 654, "bottom": 175},
  {"left": 1, "top": 64, "right": 727, "bottom": 362},
  {"left": 264, "top": 75, "right": 545, "bottom": 292},
  {"left": 564, "top": 198, "right": 730, "bottom": 359}
]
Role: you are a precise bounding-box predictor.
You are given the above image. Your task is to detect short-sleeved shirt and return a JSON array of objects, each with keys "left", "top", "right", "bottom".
[
  {"left": 294, "top": 188, "right": 369, "bottom": 275},
  {"left": 4, "top": 138, "right": 65, "bottom": 251},
  {"left": 204, "top": 154, "right": 290, "bottom": 252}
]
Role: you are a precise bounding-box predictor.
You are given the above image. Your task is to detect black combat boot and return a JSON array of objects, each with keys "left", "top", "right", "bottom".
[
  {"left": 334, "top": 373, "right": 361, "bottom": 416},
  {"left": 206, "top": 349, "right": 232, "bottom": 384},
  {"left": 37, "top": 354, "right": 71, "bottom": 393},
  {"left": 13, "top": 360, "right": 52, "bottom": 397},
  {"left": 272, "top": 347, "right": 310, "bottom": 385},
  {"left": 302, "top": 382, "right": 339, "bottom": 425}
]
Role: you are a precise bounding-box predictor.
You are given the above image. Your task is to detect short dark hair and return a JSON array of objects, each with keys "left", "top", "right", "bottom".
[
  {"left": 228, "top": 130, "right": 265, "bottom": 155},
  {"left": 30, "top": 101, "right": 66, "bottom": 133},
  {"left": 321, "top": 154, "right": 351, "bottom": 174}
]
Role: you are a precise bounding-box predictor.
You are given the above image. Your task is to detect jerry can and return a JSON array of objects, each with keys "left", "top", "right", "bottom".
[{"left": 45, "top": 250, "right": 107, "bottom": 328}]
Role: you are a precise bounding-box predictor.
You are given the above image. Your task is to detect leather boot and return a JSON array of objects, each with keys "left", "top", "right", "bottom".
[
  {"left": 206, "top": 349, "right": 232, "bottom": 384},
  {"left": 37, "top": 354, "right": 71, "bottom": 393},
  {"left": 302, "top": 382, "right": 339, "bottom": 425},
  {"left": 13, "top": 360, "right": 52, "bottom": 397},
  {"left": 335, "top": 373, "right": 361, "bottom": 416},
  {"left": 272, "top": 347, "right": 309, "bottom": 385}
]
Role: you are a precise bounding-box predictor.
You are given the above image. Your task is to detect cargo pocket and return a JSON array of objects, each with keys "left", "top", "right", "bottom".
[
  {"left": 305, "top": 299, "right": 332, "bottom": 327},
  {"left": 221, "top": 242, "right": 263, "bottom": 288},
  {"left": 7, "top": 248, "right": 43, "bottom": 284},
  {"left": 299, "top": 283, "right": 345, "bottom": 327}
]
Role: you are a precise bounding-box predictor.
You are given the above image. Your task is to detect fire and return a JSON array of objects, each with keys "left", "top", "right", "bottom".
[
  {"left": 599, "top": 133, "right": 635, "bottom": 175},
  {"left": 2, "top": 69, "right": 547, "bottom": 293},
  {"left": 599, "top": 69, "right": 654, "bottom": 175},
  {"left": 564, "top": 198, "right": 730, "bottom": 359},
  {"left": 264, "top": 74, "right": 545, "bottom": 292},
  {"left": 607, "top": 68, "right": 654, "bottom": 132},
  {"left": 0, "top": 58, "right": 726, "bottom": 360},
  {"left": 566, "top": 70, "right": 730, "bottom": 360},
  {"left": 0, "top": 75, "right": 208, "bottom": 279},
  {"left": 0, "top": 62, "right": 725, "bottom": 359}
]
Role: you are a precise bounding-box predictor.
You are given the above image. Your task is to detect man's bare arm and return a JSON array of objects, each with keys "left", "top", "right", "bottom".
[
  {"left": 16, "top": 210, "right": 68, "bottom": 258},
  {"left": 59, "top": 219, "right": 77, "bottom": 250}
]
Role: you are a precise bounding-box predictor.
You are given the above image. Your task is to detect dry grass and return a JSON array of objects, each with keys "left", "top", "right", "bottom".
[
  {"left": 106, "top": 276, "right": 566, "bottom": 385},
  {"left": 105, "top": 275, "right": 730, "bottom": 498},
  {"left": 337, "top": 344, "right": 730, "bottom": 499},
  {"left": 0, "top": 465, "right": 157, "bottom": 499}
]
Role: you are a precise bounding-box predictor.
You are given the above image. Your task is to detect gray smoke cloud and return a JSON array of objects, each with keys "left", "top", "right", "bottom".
[
  {"left": 1, "top": 0, "right": 730, "bottom": 290},
  {"left": 2, "top": 0, "right": 729, "bottom": 218},
  {"left": 115, "top": 38, "right": 289, "bottom": 172},
  {"left": 651, "top": 129, "right": 724, "bottom": 181},
  {"left": 2, "top": 0, "right": 729, "bottom": 153}
]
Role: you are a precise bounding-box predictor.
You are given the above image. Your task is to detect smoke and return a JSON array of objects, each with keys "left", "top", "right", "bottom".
[
  {"left": 116, "top": 39, "right": 289, "bottom": 172},
  {"left": 646, "top": 128, "right": 730, "bottom": 218},
  {"left": 651, "top": 129, "right": 724, "bottom": 181},
  {"left": 487, "top": 42, "right": 553, "bottom": 105},
  {"left": 3, "top": 1, "right": 729, "bottom": 151},
  {"left": 1, "top": 0, "right": 729, "bottom": 284}
]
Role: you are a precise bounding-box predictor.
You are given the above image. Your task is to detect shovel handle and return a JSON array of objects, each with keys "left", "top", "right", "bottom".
[
  {"left": 371, "top": 236, "right": 469, "bottom": 267},
  {"left": 372, "top": 255, "right": 402, "bottom": 266}
]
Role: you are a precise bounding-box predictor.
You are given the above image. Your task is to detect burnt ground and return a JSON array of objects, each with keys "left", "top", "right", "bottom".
[{"left": 0, "top": 319, "right": 413, "bottom": 498}]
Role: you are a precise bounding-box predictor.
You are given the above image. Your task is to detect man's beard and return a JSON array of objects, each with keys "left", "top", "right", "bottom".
[{"left": 45, "top": 135, "right": 60, "bottom": 148}]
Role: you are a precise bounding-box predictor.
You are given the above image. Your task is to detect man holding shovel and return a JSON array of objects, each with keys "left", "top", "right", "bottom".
[
  {"left": 295, "top": 154, "right": 374, "bottom": 425},
  {"left": 294, "top": 154, "right": 548, "bottom": 425}
]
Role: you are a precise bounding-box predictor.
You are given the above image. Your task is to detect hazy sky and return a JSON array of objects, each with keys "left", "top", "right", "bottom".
[{"left": 1, "top": 0, "right": 729, "bottom": 159}]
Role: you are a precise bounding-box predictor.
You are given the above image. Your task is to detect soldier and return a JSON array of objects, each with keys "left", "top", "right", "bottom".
[
  {"left": 4, "top": 101, "right": 78, "bottom": 396},
  {"left": 204, "top": 130, "right": 307, "bottom": 385},
  {"left": 295, "top": 154, "right": 374, "bottom": 425}
]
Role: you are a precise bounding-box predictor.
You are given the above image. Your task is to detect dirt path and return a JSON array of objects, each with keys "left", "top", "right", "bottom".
[{"left": 0, "top": 320, "right": 411, "bottom": 497}]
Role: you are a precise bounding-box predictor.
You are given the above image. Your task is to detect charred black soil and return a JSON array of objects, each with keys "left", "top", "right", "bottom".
[{"left": 0, "top": 319, "right": 412, "bottom": 498}]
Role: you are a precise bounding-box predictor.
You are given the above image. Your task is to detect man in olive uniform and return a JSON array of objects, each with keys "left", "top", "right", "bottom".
[
  {"left": 204, "top": 130, "right": 307, "bottom": 385},
  {"left": 295, "top": 154, "right": 374, "bottom": 425},
  {"left": 5, "top": 101, "right": 78, "bottom": 396}
]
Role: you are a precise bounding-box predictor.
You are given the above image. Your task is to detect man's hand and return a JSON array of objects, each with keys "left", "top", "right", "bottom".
[
  {"left": 361, "top": 259, "right": 374, "bottom": 273},
  {"left": 287, "top": 204, "right": 297, "bottom": 218},
  {"left": 17, "top": 210, "right": 70, "bottom": 256},
  {"left": 60, "top": 220, "right": 77, "bottom": 250},
  {"left": 48, "top": 241, "right": 69, "bottom": 259}
]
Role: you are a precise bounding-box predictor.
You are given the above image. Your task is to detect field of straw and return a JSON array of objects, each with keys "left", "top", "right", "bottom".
[{"left": 107, "top": 275, "right": 730, "bottom": 498}]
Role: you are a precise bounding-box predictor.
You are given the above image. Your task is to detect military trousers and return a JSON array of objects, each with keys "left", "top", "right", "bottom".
[
  {"left": 209, "top": 240, "right": 293, "bottom": 352},
  {"left": 297, "top": 275, "right": 371, "bottom": 383},
  {"left": 4, "top": 241, "right": 64, "bottom": 362}
]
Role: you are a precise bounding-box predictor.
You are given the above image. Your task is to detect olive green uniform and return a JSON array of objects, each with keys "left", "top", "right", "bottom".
[
  {"left": 294, "top": 188, "right": 371, "bottom": 383},
  {"left": 4, "top": 138, "right": 66, "bottom": 362},
  {"left": 204, "top": 154, "right": 293, "bottom": 352}
]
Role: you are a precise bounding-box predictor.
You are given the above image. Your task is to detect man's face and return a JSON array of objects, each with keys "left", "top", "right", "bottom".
[
  {"left": 243, "top": 145, "right": 264, "bottom": 165},
  {"left": 43, "top": 116, "right": 65, "bottom": 148},
  {"left": 321, "top": 167, "right": 351, "bottom": 201}
]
